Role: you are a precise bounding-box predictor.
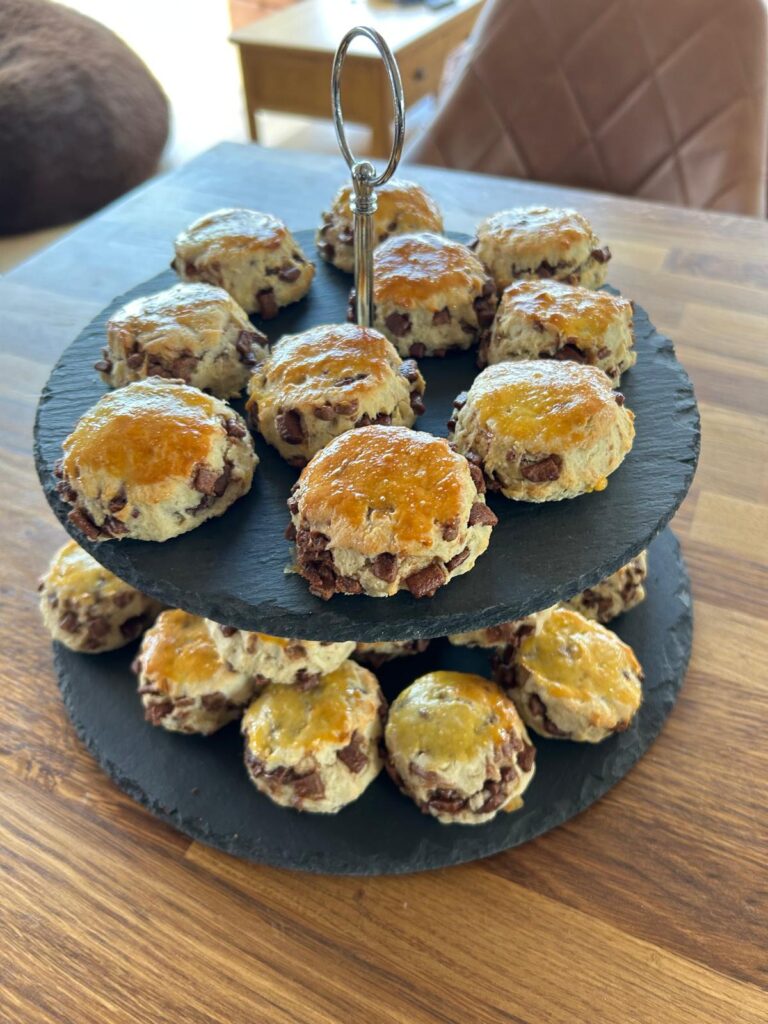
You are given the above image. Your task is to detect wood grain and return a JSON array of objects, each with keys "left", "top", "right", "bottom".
[{"left": 0, "top": 142, "right": 766, "bottom": 1023}]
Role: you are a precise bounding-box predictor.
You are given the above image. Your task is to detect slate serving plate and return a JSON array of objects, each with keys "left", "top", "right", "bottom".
[
  {"left": 34, "top": 231, "right": 700, "bottom": 641},
  {"left": 53, "top": 528, "right": 691, "bottom": 875}
]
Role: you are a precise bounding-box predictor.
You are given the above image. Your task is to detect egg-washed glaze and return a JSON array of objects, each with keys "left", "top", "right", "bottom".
[
  {"left": 519, "top": 606, "right": 642, "bottom": 705},
  {"left": 141, "top": 610, "right": 230, "bottom": 696},
  {"left": 500, "top": 279, "right": 630, "bottom": 340},
  {"left": 467, "top": 361, "right": 629, "bottom": 450},
  {"left": 248, "top": 324, "right": 395, "bottom": 407},
  {"left": 44, "top": 539, "right": 126, "bottom": 599},
  {"left": 242, "top": 661, "right": 374, "bottom": 754},
  {"left": 480, "top": 207, "right": 594, "bottom": 262},
  {"left": 108, "top": 282, "right": 237, "bottom": 337},
  {"left": 373, "top": 233, "right": 486, "bottom": 307},
  {"left": 387, "top": 671, "right": 521, "bottom": 765},
  {"left": 296, "top": 426, "right": 469, "bottom": 552},
  {"left": 176, "top": 208, "right": 287, "bottom": 258},
  {"left": 334, "top": 179, "right": 443, "bottom": 234},
  {"left": 61, "top": 379, "right": 223, "bottom": 487}
]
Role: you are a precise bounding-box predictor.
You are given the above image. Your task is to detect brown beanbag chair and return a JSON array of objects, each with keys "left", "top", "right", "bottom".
[{"left": 0, "top": 0, "right": 169, "bottom": 234}]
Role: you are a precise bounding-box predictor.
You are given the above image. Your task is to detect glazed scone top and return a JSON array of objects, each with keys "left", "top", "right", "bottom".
[
  {"left": 242, "top": 660, "right": 379, "bottom": 758},
  {"left": 248, "top": 324, "right": 401, "bottom": 407},
  {"left": 62, "top": 379, "right": 229, "bottom": 492},
  {"left": 43, "top": 540, "right": 129, "bottom": 602},
  {"left": 499, "top": 280, "right": 631, "bottom": 339},
  {"left": 478, "top": 207, "right": 598, "bottom": 264},
  {"left": 140, "top": 610, "right": 236, "bottom": 696},
  {"left": 465, "top": 361, "right": 631, "bottom": 449},
  {"left": 108, "top": 282, "right": 245, "bottom": 337},
  {"left": 331, "top": 179, "right": 443, "bottom": 234},
  {"left": 387, "top": 671, "right": 522, "bottom": 765},
  {"left": 175, "top": 208, "right": 288, "bottom": 260},
  {"left": 296, "top": 426, "right": 472, "bottom": 554},
  {"left": 373, "top": 233, "right": 487, "bottom": 307},
  {"left": 518, "top": 606, "right": 642, "bottom": 704}
]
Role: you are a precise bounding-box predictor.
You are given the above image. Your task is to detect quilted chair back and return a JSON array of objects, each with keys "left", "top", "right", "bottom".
[{"left": 407, "top": 0, "right": 768, "bottom": 216}]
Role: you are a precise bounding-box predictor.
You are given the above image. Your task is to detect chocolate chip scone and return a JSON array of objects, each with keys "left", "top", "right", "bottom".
[
  {"left": 449, "top": 361, "right": 634, "bottom": 502},
  {"left": 245, "top": 323, "right": 426, "bottom": 467},
  {"left": 351, "top": 233, "right": 497, "bottom": 358},
  {"left": 242, "top": 659, "right": 385, "bottom": 813},
  {"left": 204, "top": 622, "right": 355, "bottom": 686},
  {"left": 38, "top": 539, "right": 162, "bottom": 653},
  {"left": 473, "top": 207, "right": 611, "bottom": 293},
  {"left": 480, "top": 279, "right": 636, "bottom": 383},
  {"left": 385, "top": 670, "right": 535, "bottom": 825},
  {"left": 448, "top": 611, "right": 543, "bottom": 651},
  {"left": 567, "top": 551, "right": 648, "bottom": 623},
  {"left": 56, "top": 378, "right": 257, "bottom": 542},
  {"left": 317, "top": 178, "right": 443, "bottom": 273},
  {"left": 353, "top": 639, "right": 430, "bottom": 669},
  {"left": 494, "top": 605, "right": 643, "bottom": 743},
  {"left": 95, "top": 282, "right": 267, "bottom": 398},
  {"left": 172, "top": 208, "right": 314, "bottom": 318},
  {"left": 134, "top": 610, "right": 257, "bottom": 734},
  {"left": 286, "top": 425, "right": 498, "bottom": 599}
]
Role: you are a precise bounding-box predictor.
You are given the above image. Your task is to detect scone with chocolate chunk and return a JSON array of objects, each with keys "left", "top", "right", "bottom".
[
  {"left": 449, "top": 361, "right": 634, "bottom": 502},
  {"left": 39, "top": 540, "right": 162, "bottom": 653},
  {"left": 494, "top": 605, "right": 643, "bottom": 742},
  {"left": 448, "top": 611, "right": 543, "bottom": 651},
  {"left": 245, "top": 323, "right": 425, "bottom": 467},
  {"left": 287, "top": 425, "right": 497, "bottom": 600},
  {"left": 95, "top": 282, "right": 267, "bottom": 398},
  {"left": 353, "top": 639, "right": 430, "bottom": 669},
  {"left": 473, "top": 207, "right": 611, "bottom": 293},
  {"left": 172, "top": 208, "right": 314, "bottom": 318},
  {"left": 317, "top": 178, "right": 443, "bottom": 273},
  {"left": 242, "top": 659, "right": 385, "bottom": 813},
  {"left": 353, "top": 233, "right": 497, "bottom": 358},
  {"left": 567, "top": 551, "right": 648, "bottom": 623},
  {"left": 56, "top": 378, "right": 257, "bottom": 542},
  {"left": 135, "top": 610, "right": 257, "bottom": 734},
  {"left": 205, "top": 622, "right": 354, "bottom": 686},
  {"left": 480, "top": 279, "right": 636, "bottom": 383},
  {"left": 385, "top": 670, "right": 535, "bottom": 824}
]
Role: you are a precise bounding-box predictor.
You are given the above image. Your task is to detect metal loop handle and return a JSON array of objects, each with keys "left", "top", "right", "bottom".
[{"left": 331, "top": 26, "right": 405, "bottom": 188}]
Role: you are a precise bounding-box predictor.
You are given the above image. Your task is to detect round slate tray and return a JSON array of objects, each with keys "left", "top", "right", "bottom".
[
  {"left": 54, "top": 528, "right": 691, "bottom": 875},
  {"left": 35, "top": 231, "right": 700, "bottom": 642}
]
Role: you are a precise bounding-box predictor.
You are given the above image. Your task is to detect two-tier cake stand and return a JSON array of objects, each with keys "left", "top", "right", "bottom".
[{"left": 33, "top": 28, "right": 699, "bottom": 874}]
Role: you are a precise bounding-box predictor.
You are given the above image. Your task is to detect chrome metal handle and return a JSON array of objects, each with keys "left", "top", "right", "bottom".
[{"left": 331, "top": 26, "right": 405, "bottom": 327}]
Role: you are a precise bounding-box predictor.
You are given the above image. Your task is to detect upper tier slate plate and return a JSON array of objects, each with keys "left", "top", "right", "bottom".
[
  {"left": 53, "top": 528, "right": 692, "bottom": 876},
  {"left": 34, "top": 231, "right": 700, "bottom": 642}
]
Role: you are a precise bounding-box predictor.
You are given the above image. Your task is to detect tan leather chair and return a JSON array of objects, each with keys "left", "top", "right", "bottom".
[{"left": 407, "top": 0, "right": 768, "bottom": 217}]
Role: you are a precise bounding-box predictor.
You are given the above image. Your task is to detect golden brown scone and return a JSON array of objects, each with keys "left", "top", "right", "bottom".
[
  {"left": 134, "top": 610, "right": 257, "bottom": 735},
  {"left": 357, "top": 233, "right": 497, "bottom": 357},
  {"left": 172, "top": 208, "right": 314, "bottom": 317},
  {"left": 353, "top": 639, "right": 430, "bottom": 669},
  {"left": 242, "top": 660, "right": 385, "bottom": 813},
  {"left": 494, "top": 605, "right": 643, "bottom": 742},
  {"left": 96, "top": 282, "right": 267, "bottom": 397},
  {"left": 204, "top": 622, "right": 355, "bottom": 685},
  {"left": 385, "top": 670, "right": 536, "bottom": 825},
  {"left": 245, "top": 323, "right": 426, "bottom": 466},
  {"left": 480, "top": 279, "right": 636, "bottom": 383},
  {"left": 56, "top": 378, "right": 257, "bottom": 542},
  {"left": 567, "top": 551, "right": 648, "bottom": 623},
  {"left": 449, "top": 360, "right": 634, "bottom": 502},
  {"left": 39, "top": 540, "right": 162, "bottom": 652},
  {"left": 473, "top": 207, "right": 611, "bottom": 292},
  {"left": 317, "top": 178, "right": 444, "bottom": 273},
  {"left": 287, "top": 425, "right": 498, "bottom": 599}
]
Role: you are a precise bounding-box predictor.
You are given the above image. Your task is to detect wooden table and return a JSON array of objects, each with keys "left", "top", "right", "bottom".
[
  {"left": 231, "top": 0, "right": 485, "bottom": 155},
  {"left": 1, "top": 143, "right": 766, "bottom": 1023}
]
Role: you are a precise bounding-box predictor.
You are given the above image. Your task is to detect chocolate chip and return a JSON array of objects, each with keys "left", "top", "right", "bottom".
[
  {"left": 591, "top": 246, "right": 611, "bottom": 264},
  {"left": 108, "top": 490, "right": 127, "bottom": 514},
  {"left": 445, "top": 547, "right": 470, "bottom": 572},
  {"left": 224, "top": 418, "right": 247, "bottom": 439},
  {"left": 410, "top": 391, "right": 426, "bottom": 416},
  {"left": 59, "top": 611, "right": 79, "bottom": 633},
  {"left": 520, "top": 454, "right": 562, "bottom": 482},
  {"left": 333, "top": 399, "right": 358, "bottom": 417},
  {"left": 278, "top": 264, "right": 301, "bottom": 283},
  {"left": 399, "top": 359, "right": 420, "bottom": 382},
  {"left": 285, "top": 522, "right": 297, "bottom": 541},
  {"left": 256, "top": 288, "right": 279, "bottom": 319},
  {"left": 468, "top": 502, "right": 497, "bottom": 527},
  {"left": 473, "top": 293, "right": 496, "bottom": 328},
  {"left": 104, "top": 516, "right": 128, "bottom": 536},
  {"left": 146, "top": 700, "right": 174, "bottom": 725},
  {"left": 442, "top": 520, "right": 459, "bottom": 541},
  {"left": 68, "top": 507, "right": 102, "bottom": 540},
  {"left": 293, "top": 771, "right": 325, "bottom": 801},
  {"left": 597, "top": 346, "right": 611, "bottom": 360},
  {"left": 313, "top": 403, "right": 335, "bottom": 420},
  {"left": 432, "top": 307, "right": 451, "bottom": 326},
  {"left": 615, "top": 392, "right": 625, "bottom": 406},
  {"left": 408, "top": 342, "right": 426, "bottom": 358},
  {"left": 468, "top": 463, "right": 486, "bottom": 495},
  {"left": 319, "top": 241, "right": 336, "bottom": 262},
  {"left": 371, "top": 552, "right": 398, "bottom": 583},
  {"left": 212, "top": 463, "right": 232, "bottom": 496},
  {"left": 57, "top": 479, "right": 78, "bottom": 504},
  {"left": 94, "top": 358, "right": 113, "bottom": 374},
  {"left": 553, "top": 343, "right": 587, "bottom": 364},
  {"left": 384, "top": 311, "right": 412, "bottom": 338},
  {"left": 113, "top": 591, "right": 133, "bottom": 608},
  {"left": 201, "top": 692, "right": 228, "bottom": 711},
  {"left": 219, "top": 624, "right": 237, "bottom": 637},
  {"left": 126, "top": 352, "right": 144, "bottom": 369},
  {"left": 337, "top": 732, "right": 368, "bottom": 773},
  {"left": 236, "top": 329, "right": 264, "bottom": 365},
  {"left": 405, "top": 562, "right": 447, "bottom": 598},
  {"left": 193, "top": 466, "right": 219, "bottom": 495},
  {"left": 276, "top": 409, "right": 305, "bottom": 445},
  {"left": 517, "top": 742, "right": 536, "bottom": 773}
]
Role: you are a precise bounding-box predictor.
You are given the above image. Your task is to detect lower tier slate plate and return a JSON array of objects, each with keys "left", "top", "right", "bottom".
[
  {"left": 53, "top": 528, "right": 691, "bottom": 876},
  {"left": 34, "top": 231, "right": 700, "bottom": 642}
]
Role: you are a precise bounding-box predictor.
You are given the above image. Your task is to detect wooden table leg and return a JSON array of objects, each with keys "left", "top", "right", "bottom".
[{"left": 238, "top": 48, "right": 260, "bottom": 141}]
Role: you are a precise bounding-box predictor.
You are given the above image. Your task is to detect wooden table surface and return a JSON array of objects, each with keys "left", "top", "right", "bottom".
[{"left": 1, "top": 143, "right": 766, "bottom": 1024}]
